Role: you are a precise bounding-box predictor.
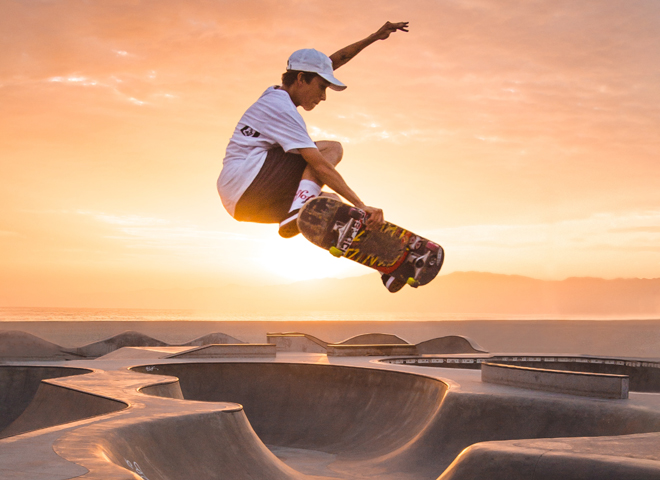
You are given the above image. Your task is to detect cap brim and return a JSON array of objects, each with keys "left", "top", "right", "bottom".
[{"left": 319, "top": 73, "right": 347, "bottom": 91}]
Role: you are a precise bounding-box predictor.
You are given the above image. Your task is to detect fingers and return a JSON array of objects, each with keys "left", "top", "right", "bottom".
[
  {"left": 393, "top": 21, "right": 410, "bottom": 32},
  {"left": 376, "top": 21, "right": 409, "bottom": 40},
  {"left": 386, "top": 21, "right": 409, "bottom": 33},
  {"left": 364, "top": 206, "right": 384, "bottom": 230}
]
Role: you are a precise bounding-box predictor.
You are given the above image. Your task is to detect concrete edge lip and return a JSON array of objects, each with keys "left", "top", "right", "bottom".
[{"left": 481, "top": 362, "right": 630, "bottom": 399}]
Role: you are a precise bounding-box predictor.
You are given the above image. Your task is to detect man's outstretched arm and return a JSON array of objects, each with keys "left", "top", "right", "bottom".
[{"left": 329, "top": 21, "right": 409, "bottom": 70}]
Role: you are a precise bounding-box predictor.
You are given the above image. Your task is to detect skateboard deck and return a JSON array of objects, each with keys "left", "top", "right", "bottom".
[{"left": 298, "top": 197, "right": 444, "bottom": 292}]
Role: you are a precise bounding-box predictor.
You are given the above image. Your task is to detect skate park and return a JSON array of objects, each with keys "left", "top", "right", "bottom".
[{"left": 2, "top": 329, "right": 660, "bottom": 480}]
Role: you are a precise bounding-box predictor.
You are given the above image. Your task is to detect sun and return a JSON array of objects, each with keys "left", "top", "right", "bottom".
[{"left": 254, "top": 235, "right": 366, "bottom": 282}]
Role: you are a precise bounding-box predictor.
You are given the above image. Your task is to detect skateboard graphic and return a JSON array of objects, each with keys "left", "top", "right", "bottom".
[{"left": 298, "top": 197, "right": 444, "bottom": 293}]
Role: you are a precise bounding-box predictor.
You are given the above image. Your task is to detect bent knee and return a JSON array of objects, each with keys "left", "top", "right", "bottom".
[{"left": 316, "top": 140, "right": 343, "bottom": 165}]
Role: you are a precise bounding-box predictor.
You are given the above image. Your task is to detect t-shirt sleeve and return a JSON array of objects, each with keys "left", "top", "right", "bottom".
[{"left": 252, "top": 93, "right": 316, "bottom": 153}]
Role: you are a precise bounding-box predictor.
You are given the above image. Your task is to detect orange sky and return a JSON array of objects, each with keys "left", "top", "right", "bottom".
[{"left": 1, "top": 0, "right": 659, "bottom": 307}]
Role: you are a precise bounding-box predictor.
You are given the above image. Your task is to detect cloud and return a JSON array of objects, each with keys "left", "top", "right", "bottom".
[
  {"left": 2, "top": 0, "right": 659, "bottom": 289},
  {"left": 427, "top": 210, "right": 660, "bottom": 249}
]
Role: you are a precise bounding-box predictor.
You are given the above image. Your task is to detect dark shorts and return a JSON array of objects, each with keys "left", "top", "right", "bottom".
[{"left": 234, "top": 147, "right": 308, "bottom": 223}]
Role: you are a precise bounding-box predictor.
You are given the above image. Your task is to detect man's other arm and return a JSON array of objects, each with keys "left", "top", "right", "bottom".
[
  {"left": 329, "top": 21, "right": 409, "bottom": 70},
  {"left": 298, "top": 147, "right": 384, "bottom": 227}
]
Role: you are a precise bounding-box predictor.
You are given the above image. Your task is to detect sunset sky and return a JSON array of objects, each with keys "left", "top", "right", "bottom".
[{"left": 1, "top": 0, "right": 659, "bottom": 307}]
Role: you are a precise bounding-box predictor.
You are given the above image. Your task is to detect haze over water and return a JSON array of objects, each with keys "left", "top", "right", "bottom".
[{"left": 1, "top": 307, "right": 657, "bottom": 323}]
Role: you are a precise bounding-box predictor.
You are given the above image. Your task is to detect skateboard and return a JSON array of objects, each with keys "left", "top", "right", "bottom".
[{"left": 298, "top": 196, "right": 444, "bottom": 293}]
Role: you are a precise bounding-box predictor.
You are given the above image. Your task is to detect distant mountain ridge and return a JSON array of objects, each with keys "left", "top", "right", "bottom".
[{"left": 41, "top": 271, "right": 660, "bottom": 315}]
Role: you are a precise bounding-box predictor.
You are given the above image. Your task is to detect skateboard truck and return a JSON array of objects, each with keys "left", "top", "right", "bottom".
[
  {"left": 398, "top": 240, "right": 442, "bottom": 288},
  {"left": 329, "top": 207, "right": 365, "bottom": 257}
]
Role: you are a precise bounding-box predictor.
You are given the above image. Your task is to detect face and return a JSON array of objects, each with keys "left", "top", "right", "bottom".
[{"left": 296, "top": 75, "right": 330, "bottom": 111}]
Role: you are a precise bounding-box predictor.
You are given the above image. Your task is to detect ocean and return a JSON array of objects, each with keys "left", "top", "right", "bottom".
[{"left": 1, "top": 307, "right": 658, "bottom": 358}]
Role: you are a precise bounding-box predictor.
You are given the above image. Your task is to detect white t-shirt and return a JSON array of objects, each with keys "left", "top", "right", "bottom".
[{"left": 217, "top": 86, "right": 316, "bottom": 217}]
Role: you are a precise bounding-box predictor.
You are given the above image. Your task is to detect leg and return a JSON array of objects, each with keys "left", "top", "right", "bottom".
[
  {"left": 301, "top": 141, "right": 343, "bottom": 185},
  {"left": 234, "top": 147, "right": 307, "bottom": 224},
  {"left": 279, "top": 141, "right": 343, "bottom": 238}
]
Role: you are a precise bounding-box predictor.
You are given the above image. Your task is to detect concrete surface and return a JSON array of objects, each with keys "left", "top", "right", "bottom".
[
  {"left": 0, "top": 330, "right": 247, "bottom": 361},
  {"left": 326, "top": 344, "right": 418, "bottom": 356},
  {"left": 482, "top": 362, "right": 630, "bottom": 399},
  {"left": 167, "top": 343, "right": 276, "bottom": 359},
  {"left": 416, "top": 335, "right": 487, "bottom": 354},
  {"left": 268, "top": 333, "right": 329, "bottom": 353},
  {"left": 2, "top": 345, "right": 660, "bottom": 479},
  {"left": 269, "top": 332, "right": 487, "bottom": 356},
  {"left": 334, "top": 333, "right": 409, "bottom": 345}
]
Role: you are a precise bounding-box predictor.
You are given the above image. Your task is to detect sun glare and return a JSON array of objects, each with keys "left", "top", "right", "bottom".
[{"left": 254, "top": 235, "right": 366, "bottom": 282}]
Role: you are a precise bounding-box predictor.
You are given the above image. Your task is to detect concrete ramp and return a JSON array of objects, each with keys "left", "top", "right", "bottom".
[
  {"left": 0, "top": 377, "right": 126, "bottom": 439},
  {"left": 482, "top": 362, "right": 630, "bottom": 399},
  {"left": 133, "top": 362, "right": 660, "bottom": 479},
  {"left": 0, "top": 331, "right": 79, "bottom": 360},
  {"left": 0, "top": 365, "right": 92, "bottom": 433},
  {"left": 167, "top": 344, "right": 276, "bottom": 359},
  {"left": 132, "top": 362, "right": 448, "bottom": 460},
  {"left": 94, "top": 410, "right": 308, "bottom": 480},
  {"left": 438, "top": 433, "right": 660, "bottom": 480},
  {"left": 97, "top": 346, "right": 192, "bottom": 360},
  {"left": 43, "top": 369, "right": 314, "bottom": 480},
  {"left": 370, "top": 389, "right": 660, "bottom": 479},
  {"left": 76, "top": 331, "right": 169, "bottom": 358},
  {"left": 336, "top": 333, "right": 409, "bottom": 345},
  {"left": 4, "top": 356, "right": 660, "bottom": 479},
  {"left": 326, "top": 344, "right": 418, "bottom": 356},
  {"left": 416, "top": 335, "right": 487, "bottom": 354},
  {"left": 268, "top": 333, "right": 328, "bottom": 353}
]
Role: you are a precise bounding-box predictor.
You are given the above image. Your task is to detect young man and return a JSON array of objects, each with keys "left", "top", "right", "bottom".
[{"left": 217, "top": 21, "right": 409, "bottom": 238}]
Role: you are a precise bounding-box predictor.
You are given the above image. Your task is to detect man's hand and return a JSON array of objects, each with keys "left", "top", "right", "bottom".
[
  {"left": 330, "top": 21, "right": 410, "bottom": 70},
  {"left": 363, "top": 206, "right": 384, "bottom": 230},
  {"left": 373, "top": 21, "right": 410, "bottom": 41}
]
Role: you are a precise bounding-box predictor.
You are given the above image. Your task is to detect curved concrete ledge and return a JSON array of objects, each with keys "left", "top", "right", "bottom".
[
  {"left": 76, "top": 331, "right": 168, "bottom": 358},
  {"left": 267, "top": 333, "right": 328, "bottom": 353},
  {"left": 416, "top": 335, "right": 487, "bottom": 354},
  {"left": 0, "top": 330, "right": 248, "bottom": 360},
  {"left": 66, "top": 409, "right": 303, "bottom": 480},
  {"left": 167, "top": 343, "right": 276, "bottom": 359},
  {"left": 137, "top": 378, "right": 184, "bottom": 400},
  {"left": 0, "top": 365, "right": 93, "bottom": 432},
  {"left": 438, "top": 433, "right": 660, "bottom": 480},
  {"left": 385, "top": 354, "right": 660, "bottom": 392},
  {"left": 0, "top": 379, "right": 127, "bottom": 438},
  {"left": 1, "top": 366, "right": 299, "bottom": 480},
  {"left": 0, "top": 331, "right": 80, "bottom": 360},
  {"left": 269, "top": 332, "right": 486, "bottom": 355},
  {"left": 132, "top": 362, "right": 448, "bottom": 459},
  {"left": 77, "top": 331, "right": 247, "bottom": 358},
  {"left": 336, "top": 333, "right": 409, "bottom": 345},
  {"left": 100, "top": 344, "right": 277, "bottom": 360},
  {"left": 482, "top": 362, "right": 630, "bottom": 399},
  {"left": 327, "top": 344, "right": 418, "bottom": 356}
]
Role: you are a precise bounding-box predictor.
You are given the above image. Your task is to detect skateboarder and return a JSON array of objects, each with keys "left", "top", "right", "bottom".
[{"left": 217, "top": 21, "right": 409, "bottom": 238}]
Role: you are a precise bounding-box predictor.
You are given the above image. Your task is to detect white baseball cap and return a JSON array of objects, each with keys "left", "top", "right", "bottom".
[{"left": 286, "top": 48, "right": 347, "bottom": 91}]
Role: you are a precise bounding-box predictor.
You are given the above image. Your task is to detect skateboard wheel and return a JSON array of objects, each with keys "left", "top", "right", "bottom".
[
  {"left": 426, "top": 241, "right": 440, "bottom": 252},
  {"left": 348, "top": 208, "right": 362, "bottom": 220},
  {"left": 329, "top": 246, "right": 344, "bottom": 258},
  {"left": 406, "top": 277, "right": 420, "bottom": 288},
  {"left": 382, "top": 274, "right": 406, "bottom": 293}
]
